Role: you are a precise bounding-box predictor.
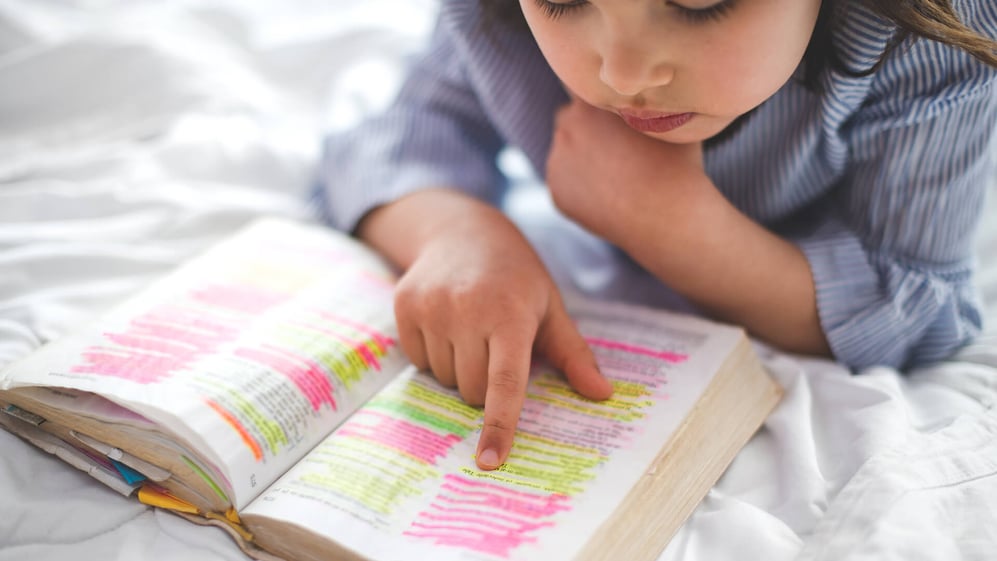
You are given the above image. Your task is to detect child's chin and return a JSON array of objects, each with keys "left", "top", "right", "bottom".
[{"left": 642, "top": 126, "right": 711, "bottom": 145}]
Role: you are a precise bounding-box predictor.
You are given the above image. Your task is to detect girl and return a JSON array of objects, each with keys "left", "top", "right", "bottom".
[{"left": 318, "top": 0, "right": 997, "bottom": 470}]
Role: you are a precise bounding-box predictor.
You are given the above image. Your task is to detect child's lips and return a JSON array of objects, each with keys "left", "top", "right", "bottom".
[{"left": 617, "top": 109, "right": 695, "bottom": 134}]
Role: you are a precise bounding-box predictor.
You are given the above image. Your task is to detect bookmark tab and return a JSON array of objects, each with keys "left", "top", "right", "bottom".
[
  {"left": 2, "top": 404, "right": 45, "bottom": 426},
  {"left": 70, "top": 431, "right": 172, "bottom": 482},
  {"left": 137, "top": 485, "right": 200, "bottom": 514},
  {"left": 112, "top": 459, "right": 147, "bottom": 484},
  {"left": 0, "top": 414, "right": 137, "bottom": 497}
]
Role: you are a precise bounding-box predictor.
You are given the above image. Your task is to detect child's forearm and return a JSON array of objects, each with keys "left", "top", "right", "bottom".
[
  {"left": 356, "top": 188, "right": 502, "bottom": 269},
  {"left": 611, "top": 175, "right": 832, "bottom": 357}
]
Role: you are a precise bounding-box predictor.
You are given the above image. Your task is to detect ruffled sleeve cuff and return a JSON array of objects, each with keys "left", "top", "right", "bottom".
[{"left": 798, "top": 219, "right": 981, "bottom": 370}]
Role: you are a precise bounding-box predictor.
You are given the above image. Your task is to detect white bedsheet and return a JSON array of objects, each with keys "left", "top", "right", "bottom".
[{"left": 1, "top": 1, "right": 995, "bottom": 560}]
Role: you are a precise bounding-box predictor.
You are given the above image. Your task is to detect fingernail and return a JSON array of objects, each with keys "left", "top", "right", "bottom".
[{"left": 478, "top": 448, "right": 500, "bottom": 469}]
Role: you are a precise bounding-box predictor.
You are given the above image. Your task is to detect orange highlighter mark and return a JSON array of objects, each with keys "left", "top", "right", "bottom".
[{"left": 206, "top": 399, "right": 264, "bottom": 461}]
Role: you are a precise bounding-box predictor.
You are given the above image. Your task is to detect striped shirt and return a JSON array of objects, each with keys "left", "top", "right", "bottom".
[{"left": 317, "top": 0, "right": 997, "bottom": 369}]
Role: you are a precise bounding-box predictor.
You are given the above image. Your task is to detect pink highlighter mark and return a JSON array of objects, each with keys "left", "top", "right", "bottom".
[
  {"left": 101, "top": 333, "right": 200, "bottom": 358},
  {"left": 73, "top": 350, "right": 185, "bottom": 384},
  {"left": 234, "top": 346, "right": 337, "bottom": 412},
  {"left": 434, "top": 486, "right": 571, "bottom": 519},
  {"left": 438, "top": 475, "right": 572, "bottom": 516},
  {"left": 352, "top": 341, "right": 380, "bottom": 370},
  {"left": 422, "top": 504, "right": 556, "bottom": 530},
  {"left": 72, "top": 310, "right": 242, "bottom": 383},
  {"left": 336, "top": 410, "right": 461, "bottom": 465},
  {"left": 189, "top": 284, "right": 289, "bottom": 314},
  {"left": 318, "top": 312, "right": 396, "bottom": 355},
  {"left": 72, "top": 282, "right": 290, "bottom": 384},
  {"left": 584, "top": 337, "right": 688, "bottom": 363},
  {"left": 404, "top": 474, "right": 572, "bottom": 558},
  {"left": 131, "top": 313, "right": 239, "bottom": 343},
  {"left": 404, "top": 523, "right": 539, "bottom": 558}
]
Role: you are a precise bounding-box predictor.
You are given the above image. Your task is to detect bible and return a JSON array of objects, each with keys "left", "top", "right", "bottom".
[{"left": 0, "top": 218, "right": 782, "bottom": 561}]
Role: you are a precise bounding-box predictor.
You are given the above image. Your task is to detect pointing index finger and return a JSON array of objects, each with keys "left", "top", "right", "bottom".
[{"left": 475, "top": 322, "right": 536, "bottom": 471}]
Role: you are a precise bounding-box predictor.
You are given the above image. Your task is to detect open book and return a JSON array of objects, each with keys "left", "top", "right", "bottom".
[{"left": 0, "top": 218, "right": 782, "bottom": 561}]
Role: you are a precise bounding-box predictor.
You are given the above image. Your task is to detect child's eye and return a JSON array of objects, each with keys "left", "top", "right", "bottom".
[
  {"left": 533, "top": 0, "right": 589, "bottom": 21},
  {"left": 668, "top": 0, "right": 737, "bottom": 24},
  {"left": 533, "top": 0, "right": 736, "bottom": 24}
]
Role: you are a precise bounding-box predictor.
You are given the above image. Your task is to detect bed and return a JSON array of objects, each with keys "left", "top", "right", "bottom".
[{"left": 1, "top": 1, "right": 995, "bottom": 560}]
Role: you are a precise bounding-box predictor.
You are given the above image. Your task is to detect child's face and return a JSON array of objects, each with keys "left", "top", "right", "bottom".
[{"left": 520, "top": 0, "right": 823, "bottom": 144}]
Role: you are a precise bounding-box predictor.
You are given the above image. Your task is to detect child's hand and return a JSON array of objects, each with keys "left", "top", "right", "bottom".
[
  {"left": 544, "top": 100, "right": 832, "bottom": 358},
  {"left": 545, "top": 98, "right": 706, "bottom": 249},
  {"left": 357, "top": 189, "right": 614, "bottom": 470}
]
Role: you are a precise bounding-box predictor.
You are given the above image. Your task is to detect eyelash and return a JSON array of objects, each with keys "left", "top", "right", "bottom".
[
  {"left": 534, "top": 0, "right": 586, "bottom": 21},
  {"left": 675, "top": 0, "right": 736, "bottom": 23},
  {"left": 533, "top": 0, "right": 737, "bottom": 24}
]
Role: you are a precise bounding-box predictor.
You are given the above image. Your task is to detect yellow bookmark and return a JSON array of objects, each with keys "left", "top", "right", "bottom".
[
  {"left": 137, "top": 485, "right": 253, "bottom": 542},
  {"left": 137, "top": 485, "right": 199, "bottom": 514},
  {"left": 205, "top": 511, "right": 254, "bottom": 541}
]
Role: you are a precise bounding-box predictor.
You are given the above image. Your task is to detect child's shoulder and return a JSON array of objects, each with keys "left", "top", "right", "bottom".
[
  {"left": 953, "top": 0, "right": 997, "bottom": 34},
  {"left": 829, "top": 0, "right": 996, "bottom": 106},
  {"left": 832, "top": 0, "right": 997, "bottom": 61}
]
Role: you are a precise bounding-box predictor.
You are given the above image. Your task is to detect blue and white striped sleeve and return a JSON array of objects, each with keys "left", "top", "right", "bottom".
[
  {"left": 799, "top": 26, "right": 997, "bottom": 369},
  {"left": 316, "top": 15, "right": 506, "bottom": 233}
]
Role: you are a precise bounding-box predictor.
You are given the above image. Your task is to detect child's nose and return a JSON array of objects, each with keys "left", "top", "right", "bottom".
[{"left": 598, "top": 38, "right": 674, "bottom": 97}]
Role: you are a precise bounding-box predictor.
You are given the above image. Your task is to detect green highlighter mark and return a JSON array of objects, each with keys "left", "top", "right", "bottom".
[{"left": 182, "top": 455, "right": 230, "bottom": 503}]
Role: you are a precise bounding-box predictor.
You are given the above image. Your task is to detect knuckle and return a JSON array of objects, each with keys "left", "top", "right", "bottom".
[
  {"left": 491, "top": 291, "right": 533, "bottom": 317},
  {"left": 482, "top": 416, "right": 515, "bottom": 434},
  {"left": 393, "top": 284, "right": 416, "bottom": 314},
  {"left": 489, "top": 368, "right": 524, "bottom": 396},
  {"left": 486, "top": 294, "right": 515, "bottom": 318},
  {"left": 407, "top": 290, "right": 454, "bottom": 334},
  {"left": 449, "top": 281, "right": 483, "bottom": 315},
  {"left": 420, "top": 284, "right": 449, "bottom": 312}
]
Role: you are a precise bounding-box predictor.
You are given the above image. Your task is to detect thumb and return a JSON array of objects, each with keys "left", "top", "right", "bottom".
[{"left": 536, "top": 296, "right": 614, "bottom": 401}]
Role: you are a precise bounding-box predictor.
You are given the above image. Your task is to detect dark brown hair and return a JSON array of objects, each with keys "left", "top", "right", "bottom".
[{"left": 479, "top": 0, "right": 997, "bottom": 90}]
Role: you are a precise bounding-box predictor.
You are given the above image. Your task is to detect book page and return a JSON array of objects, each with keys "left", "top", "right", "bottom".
[
  {"left": 0, "top": 219, "right": 410, "bottom": 509},
  {"left": 242, "top": 298, "right": 744, "bottom": 561}
]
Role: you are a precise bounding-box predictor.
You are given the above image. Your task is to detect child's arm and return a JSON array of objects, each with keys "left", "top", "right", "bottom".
[
  {"left": 547, "top": 86, "right": 995, "bottom": 369},
  {"left": 317, "top": 16, "right": 507, "bottom": 237},
  {"left": 547, "top": 100, "right": 832, "bottom": 357},
  {"left": 357, "top": 188, "right": 613, "bottom": 469},
  {"left": 320, "top": 17, "right": 612, "bottom": 469}
]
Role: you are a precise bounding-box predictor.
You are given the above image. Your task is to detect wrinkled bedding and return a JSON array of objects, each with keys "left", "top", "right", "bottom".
[{"left": 1, "top": 1, "right": 995, "bottom": 560}]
